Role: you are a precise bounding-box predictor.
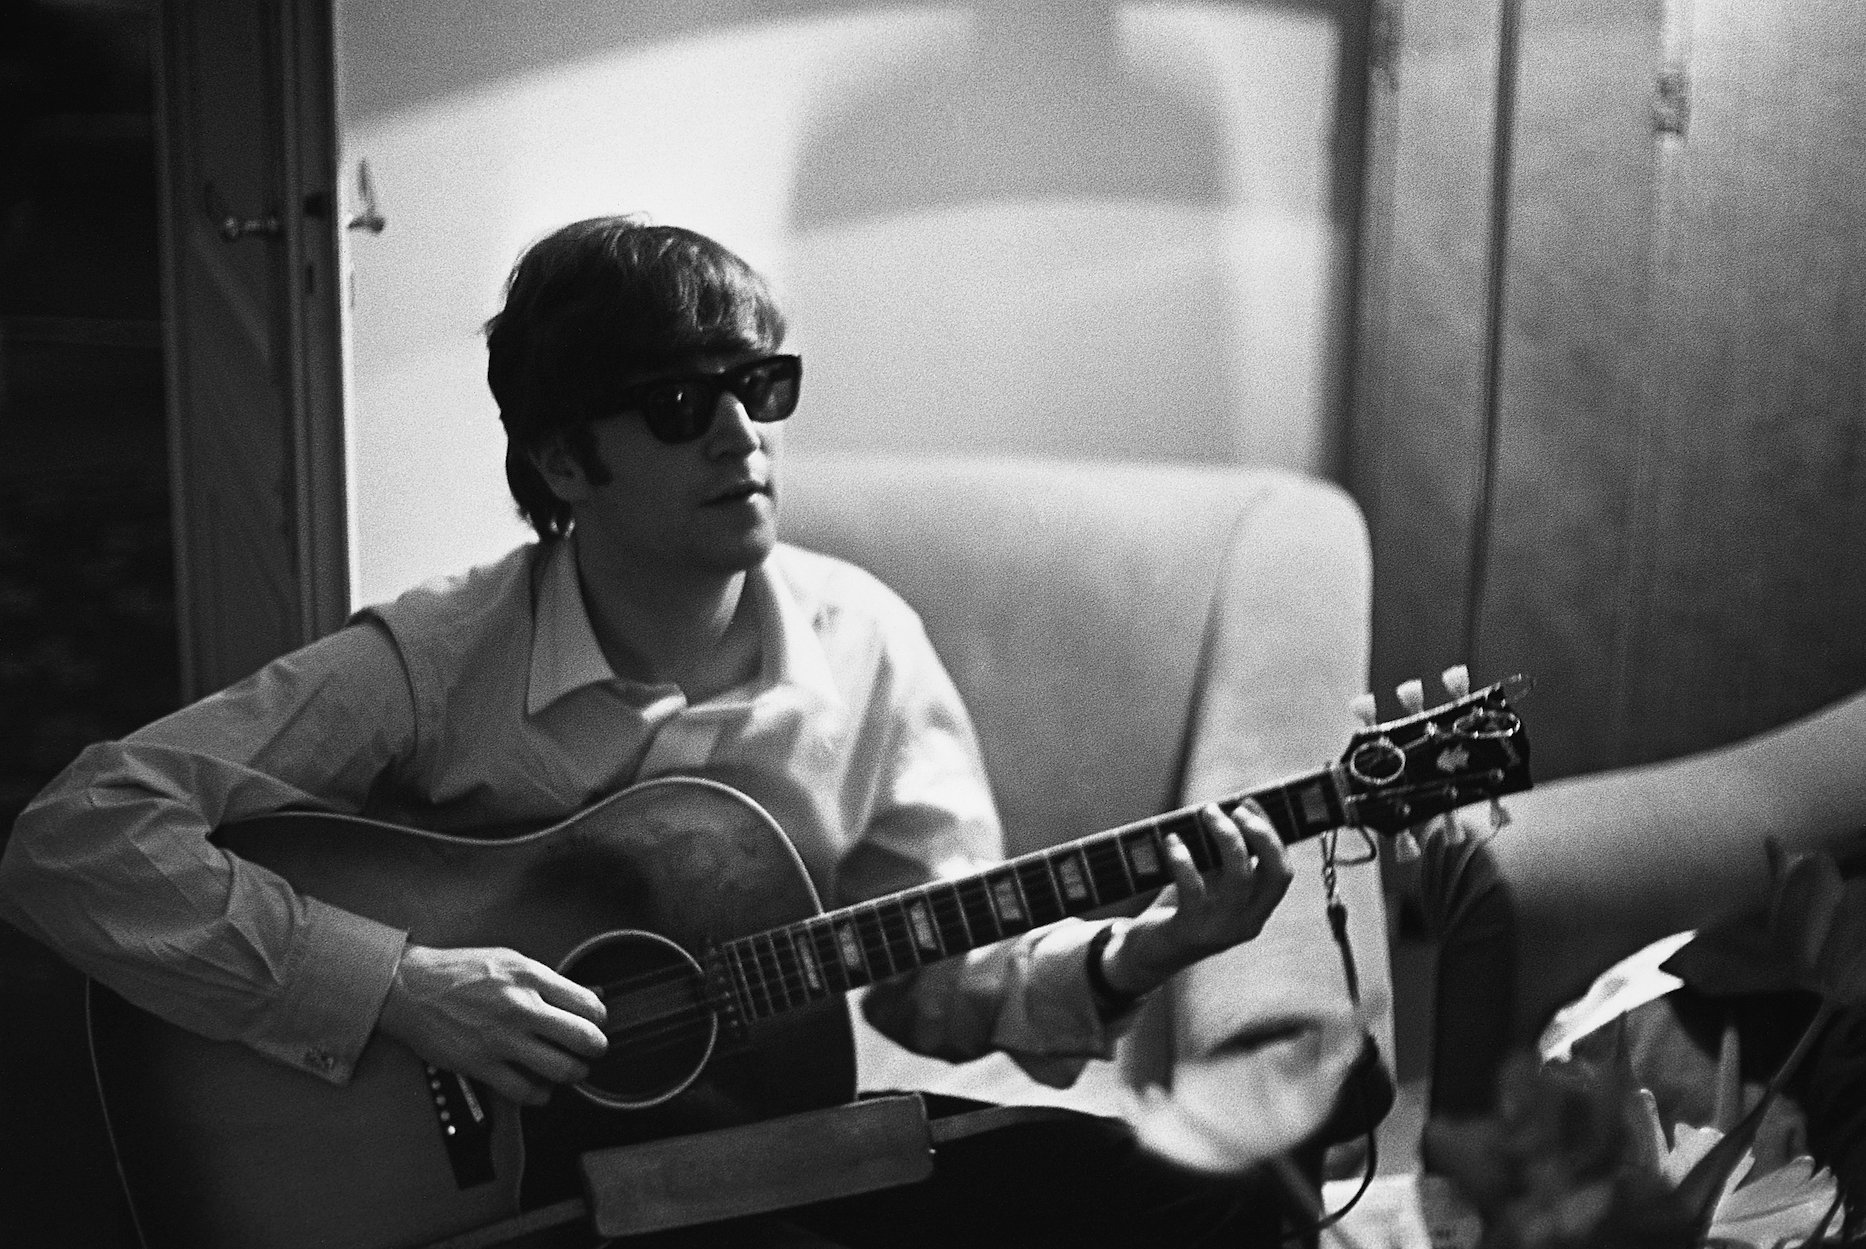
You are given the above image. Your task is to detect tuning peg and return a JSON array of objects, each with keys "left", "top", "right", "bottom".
[
  {"left": 1348, "top": 692, "right": 1378, "bottom": 727},
  {"left": 1441, "top": 664, "right": 1471, "bottom": 699},
  {"left": 1396, "top": 678, "right": 1425, "bottom": 715}
]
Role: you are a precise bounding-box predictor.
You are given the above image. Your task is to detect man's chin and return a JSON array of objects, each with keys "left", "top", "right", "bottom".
[{"left": 695, "top": 526, "right": 777, "bottom": 575}]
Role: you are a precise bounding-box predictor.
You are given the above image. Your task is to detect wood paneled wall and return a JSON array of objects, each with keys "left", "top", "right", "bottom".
[{"left": 1351, "top": 0, "right": 1866, "bottom": 782}]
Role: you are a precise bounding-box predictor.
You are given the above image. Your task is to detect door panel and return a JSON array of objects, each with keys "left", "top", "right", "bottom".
[
  {"left": 1471, "top": 0, "right": 1664, "bottom": 777},
  {"left": 1347, "top": 0, "right": 1507, "bottom": 722},
  {"left": 160, "top": 0, "right": 347, "bottom": 698},
  {"left": 1355, "top": 0, "right": 1866, "bottom": 780},
  {"left": 1620, "top": 0, "right": 1866, "bottom": 763}
]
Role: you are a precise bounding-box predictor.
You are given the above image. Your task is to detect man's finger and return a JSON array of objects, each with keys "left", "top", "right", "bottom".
[
  {"left": 1232, "top": 803, "right": 1291, "bottom": 881},
  {"left": 1162, "top": 832, "right": 1207, "bottom": 901},
  {"left": 533, "top": 966, "right": 609, "bottom": 1027},
  {"left": 1205, "top": 805, "right": 1255, "bottom": 878},
  {"left": 509, "top": 1035, "right": 592, "bottom": 1087},
  {"left": 531, "top": 1002, "right": 610, "bottom": 1059},
  {"left": 478, "top": 1060, "right": 552, "bottom": 1107}
]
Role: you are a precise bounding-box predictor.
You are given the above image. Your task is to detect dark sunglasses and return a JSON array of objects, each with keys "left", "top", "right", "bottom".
[{"left": 609, "top": 354, "right": 802, "bottom": 445}]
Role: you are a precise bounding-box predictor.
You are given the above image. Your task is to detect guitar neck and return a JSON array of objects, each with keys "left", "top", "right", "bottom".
[{"left": 710, "top": 764, "right": 1349, "bottom": 1024}]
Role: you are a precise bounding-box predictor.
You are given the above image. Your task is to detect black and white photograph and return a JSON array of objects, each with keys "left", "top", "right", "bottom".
[{"left": 1, "top": 1, "right": 1862, "bottom": 1246}]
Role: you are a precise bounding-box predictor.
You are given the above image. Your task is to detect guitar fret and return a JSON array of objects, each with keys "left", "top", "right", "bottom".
[
  {"left": 876, "top": 899, "right": 918, "bottom": 974},
  {"left": 929, "top": 884, "right": 973, "bottom": 953},
  {"left": 1122, "top": 827, "right": 1165, "bottom": 886},
  {"left": 1039, "top": 853, "right": 1071, "bottom": 916},
  {"left": 831, "top": 916, "right": 871, "bottom": 986},
  {"left": 956, "top": 876, "right": 1000, "bottom": 943},
  {"left": 1269, "top": 784, "right": 1304, "bottom": 844},
  {"left": 853, "top": 906, "right": 896, "bottom": 977},
  {"left": 1052, "top": 846, "right": 1098, "bottom": 910},
  {"left": 754, "top": 934, "right": 792, "bottom": 1012},
  {"left": 1105, "top": 833, "right": 1138, "bottom": 894},
  {"left": 728, "top": 942, "right": 772, "bottom": 1019},
  {"left": 1016, "top": 857, "right": 1066, "bottom": 926},
  {"left": 904, "top": 891, "right": 945, "bottom": 958},
  {"left": 718, "top": 945, "right": 756, "bottom": 1021},
  {"left": 1081, "top": 836, "right": 1129, "bottom": 904},
  {"left": 985, "top": 867, "right": 1030, "bottom": 934},
  {"left": 786, "top": 926, "right": 826, "bottom": 997},
  {"left": 808, "top": 922, "right": 849, "bottom": 993},
  {"left": 1296, "top": 778, "right": 1337, "bottom": 831}
]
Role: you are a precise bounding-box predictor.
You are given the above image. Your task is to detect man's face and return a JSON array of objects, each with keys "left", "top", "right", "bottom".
[{"left": 539, "top": 349, "right": 784, "bottom": 580}]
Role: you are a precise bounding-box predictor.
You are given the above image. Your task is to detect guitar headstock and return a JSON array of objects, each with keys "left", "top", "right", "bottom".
[{"left": 1338, "top": 673, "right": 1533, "bottom": 836}]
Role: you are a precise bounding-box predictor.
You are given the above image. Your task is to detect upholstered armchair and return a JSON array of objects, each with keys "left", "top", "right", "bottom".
[{"left": 781, "top": 453, "right": 1393, "bottom": 1147}]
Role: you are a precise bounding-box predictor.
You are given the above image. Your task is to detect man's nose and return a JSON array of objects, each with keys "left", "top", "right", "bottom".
[{"left": 705, "top": 393, "right": 761, "bottom": 455}]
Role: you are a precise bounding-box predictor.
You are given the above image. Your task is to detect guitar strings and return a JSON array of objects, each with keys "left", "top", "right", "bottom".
[
  {"left": 589, "top": 827, "right": 1194, "bottom": 1012},
  {"left": 585, "top": 773, "right": 1391, "bottom": 1033},
  {"left": 576, "top": 782, "right": 1469, "bottom": 1060},
  {"left": 576, "top": 834, "right": 1163, "bottom": 1046},
  {"left": 585, "top": 821, "right": 1297, "bottom": 1058}
]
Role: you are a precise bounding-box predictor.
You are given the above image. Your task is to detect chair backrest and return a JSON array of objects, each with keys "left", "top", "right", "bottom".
[
  {"left": 784, "top": 454, "right": 1392, "bottom": 1132},
  {"left": 780, "top": 453, "right": 1373, "bottom": 854}
]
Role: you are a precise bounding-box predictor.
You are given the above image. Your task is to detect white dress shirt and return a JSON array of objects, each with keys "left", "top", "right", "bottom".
[{"left": 0, "top": 537, "right": 1119, "bottom": 1086}]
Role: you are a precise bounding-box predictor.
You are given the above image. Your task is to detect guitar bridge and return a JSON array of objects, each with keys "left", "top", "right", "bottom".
[{"left": 424, "top": 1064, "right": 498, "bottom": 1189}]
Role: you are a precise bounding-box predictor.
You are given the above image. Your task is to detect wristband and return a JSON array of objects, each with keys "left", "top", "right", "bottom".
[{"left": 1085, "top": 922, "right": 1146, "bottom": 1015}]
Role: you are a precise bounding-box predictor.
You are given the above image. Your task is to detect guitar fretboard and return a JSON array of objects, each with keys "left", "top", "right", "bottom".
[{"left": 711, "top": 764, "right": 1348, "bottom": 1023}]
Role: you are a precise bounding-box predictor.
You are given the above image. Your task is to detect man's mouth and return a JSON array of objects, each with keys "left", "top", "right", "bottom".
[{"left": 708, "top": 481, "right": 769, "bottom": 505}]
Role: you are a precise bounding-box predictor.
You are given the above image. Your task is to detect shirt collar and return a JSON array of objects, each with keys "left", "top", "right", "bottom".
[
  {"left": 526, "top": 538, "right": 843, "bottom": 716},
  {"left": 747, "top": 552, "right": 843, "bottom": 713},
  {"left": 527, "top": 537, "right": 616, "bottom": 716}
]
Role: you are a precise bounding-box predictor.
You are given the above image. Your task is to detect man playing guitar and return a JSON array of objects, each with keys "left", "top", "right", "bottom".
[{"left": 1, "top": 217, "right": 1299, "bottom": 1246}]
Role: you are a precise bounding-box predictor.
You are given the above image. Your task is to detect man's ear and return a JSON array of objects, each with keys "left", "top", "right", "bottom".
[{"left": 529, "top": 435, "right": 590, "bottom": 504}]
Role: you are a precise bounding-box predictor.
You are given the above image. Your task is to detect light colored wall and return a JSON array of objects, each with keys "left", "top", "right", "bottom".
[{"left": 335, "top": 2, "right": 1356, "bottom": 605}]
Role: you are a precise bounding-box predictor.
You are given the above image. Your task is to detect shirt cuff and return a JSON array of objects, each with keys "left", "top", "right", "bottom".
[
  {"left": 991, "top": 918, "right": 1140, "bottom": 1073},
  {"left": 242, "top": 898, "right": 408, "bottom": 1085}
]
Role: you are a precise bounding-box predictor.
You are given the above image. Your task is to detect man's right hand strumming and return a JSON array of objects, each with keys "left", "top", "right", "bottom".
[{"left": 377, "top": 944, "right": 609, "bottom": 1105}]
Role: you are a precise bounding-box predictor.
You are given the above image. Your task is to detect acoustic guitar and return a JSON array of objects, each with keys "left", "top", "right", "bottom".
[{"left": 88, "top": 677, "right": 1531, "bottom": 1249}]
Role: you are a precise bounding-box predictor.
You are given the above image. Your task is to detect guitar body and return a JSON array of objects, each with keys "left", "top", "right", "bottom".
[{"left": 88, "top": 777, "right": 855, "bottom": 1249}]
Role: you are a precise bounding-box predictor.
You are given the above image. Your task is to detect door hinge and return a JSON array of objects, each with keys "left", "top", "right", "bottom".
[{"left": 1652, "top": 66, "right": 1690, "bottom": 137}]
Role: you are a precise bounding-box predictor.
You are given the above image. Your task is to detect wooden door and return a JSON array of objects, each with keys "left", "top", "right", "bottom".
[
  {"left": 1352, "top": 0, "right": 1866, "bottom": 780},
  {"left": 1608, "top": 0, "right": 1866, "bottom": 765},
  {"left": 159, "top": 0, "right": 348, "bottom": 698}
]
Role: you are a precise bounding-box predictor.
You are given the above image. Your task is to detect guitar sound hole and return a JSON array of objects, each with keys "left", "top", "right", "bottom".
[{"left": 558, "top": 930, "right": 717, "bottom": 1109}]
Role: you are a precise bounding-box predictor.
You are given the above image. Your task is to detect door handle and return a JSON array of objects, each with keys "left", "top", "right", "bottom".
[
  {"left": 346, "top": 159, "right": 386, "bottom": 235},
  {"left": 204, "top": 182, "right": 281, "bottom": 242}
]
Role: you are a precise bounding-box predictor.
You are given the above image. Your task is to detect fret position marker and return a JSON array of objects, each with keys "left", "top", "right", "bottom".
[
  {"left": 835, "top": 922, "right": 864, "bottom": 973},
  {"left": 908, "top": 900, "right": 941, "bottom": 953},
  {"left": 990, "top": 878, "right": 1025, "bottom": 923},
  {"left": 1128, "top": 836, "right": 1162, "bottom": 879},
  {"left": 1299, "top": 783, "right": 1329, "bottom": 826},
  {"left": 793, "top": 931, "right": 824, "bottom": 992}
]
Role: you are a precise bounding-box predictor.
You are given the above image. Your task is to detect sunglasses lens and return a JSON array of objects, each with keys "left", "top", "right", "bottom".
[
  {"left": 736, "top": 358, "right": 800, "bottom": 423},
  {"left": 639, "top": 381, "right": 717, "bottom": 443}
]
